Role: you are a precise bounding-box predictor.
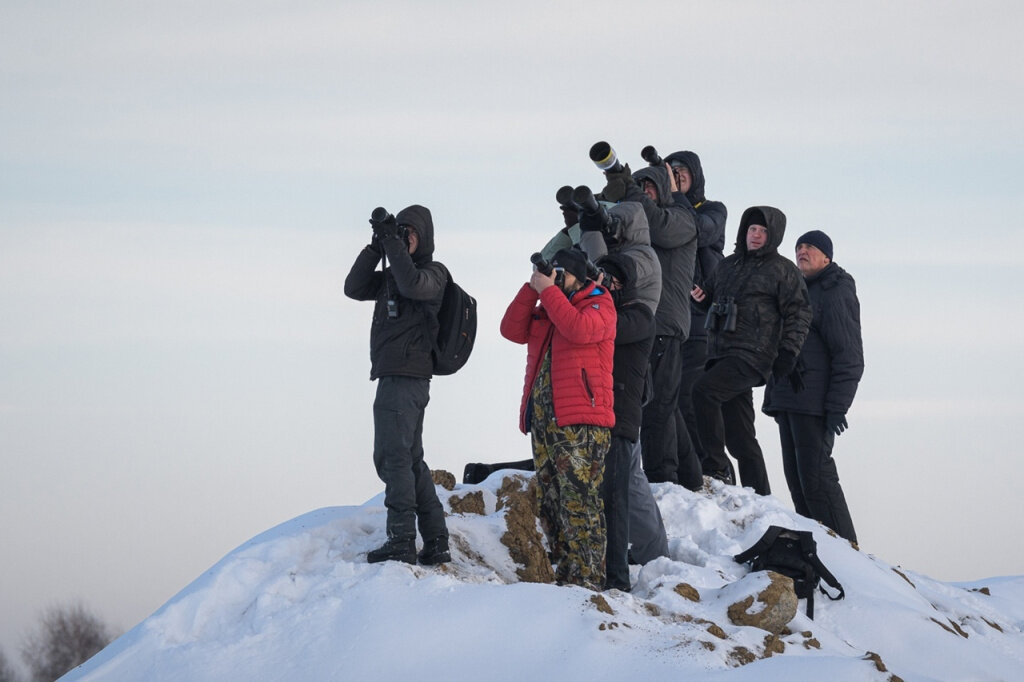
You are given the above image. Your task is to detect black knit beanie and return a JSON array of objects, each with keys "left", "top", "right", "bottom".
[
  {"left": 552, "top": 248, "right": 590, "bottom": 283},
  {"left": 796, "top": 230, "right": 833, "bottom": 261}
]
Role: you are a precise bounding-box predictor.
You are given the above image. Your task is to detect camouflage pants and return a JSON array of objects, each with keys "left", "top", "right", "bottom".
[{"left": 530, "top": 352, "right": 609, "bottom": 590}]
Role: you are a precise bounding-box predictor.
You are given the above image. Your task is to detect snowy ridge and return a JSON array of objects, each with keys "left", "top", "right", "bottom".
[{"left": 62, "top": 474, "right": 1024, "bottom": 681}]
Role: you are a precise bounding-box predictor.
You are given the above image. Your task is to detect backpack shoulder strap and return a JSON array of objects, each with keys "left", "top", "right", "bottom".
[
  {"left": 734, "top": 525, "right": 784, "bottom": 564},
  {"left": 797, "top": 532, "right": 845, "bottom": 601}
]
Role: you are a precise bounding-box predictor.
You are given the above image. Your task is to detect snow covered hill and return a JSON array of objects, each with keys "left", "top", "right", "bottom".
[{"left": 60, "top": 472, "right": 1024, "bottom": 681}]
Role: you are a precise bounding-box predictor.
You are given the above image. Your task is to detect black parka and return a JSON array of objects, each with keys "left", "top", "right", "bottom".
[
  {"left": 596, "top": 253, "right": 656, "bottom": 441},
  {"left": 344, "top": 205, "right": 445, "bottom": 380},
  {"left": 699, "top": 206, "right": 812, "bottom": 383},
  {"left": 664, "top": 150, "right": 728, "bottom": 340},
  {"left": 624, "top": 165, "right": 698, "bottom": 339},
  {"left": 763, "top": 261, "right": 864, "bottom": 417}
]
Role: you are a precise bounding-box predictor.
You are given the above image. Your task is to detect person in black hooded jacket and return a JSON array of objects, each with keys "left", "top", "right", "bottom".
[
  {"left": 763, "top": 230, "right": 863, "bottom": 543},
  {"left": 344, "top": 205, "right": 451, "bottom": 566},
  {"left": 599, "top": 163, "right": 701, "bottom": 489},
  {"left": 596, "top": 252, "right": 656, "bottom": 591},
  {"left": 691, "top": 206, "right": 811, "bottom": 495},
  {"left": 663, "top": 150, "right": 729, "bottom": 485}
]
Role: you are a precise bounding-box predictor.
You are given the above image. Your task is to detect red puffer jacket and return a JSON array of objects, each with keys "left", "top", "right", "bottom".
[{"left": 500, "top": 281, "right": 616, "bottom": 434}]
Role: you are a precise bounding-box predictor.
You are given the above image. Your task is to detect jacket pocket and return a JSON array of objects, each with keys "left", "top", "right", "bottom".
[{"left": 581, "top": 368, "right": 596, "bottom": 407}]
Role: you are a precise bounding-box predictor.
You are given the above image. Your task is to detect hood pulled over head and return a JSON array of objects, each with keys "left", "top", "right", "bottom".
[
  {"left": 395, "top": 204, "right": 435, "bottom": 261},
  {"left": 736, "top": 205, "right": 787, "bottom": 256},
  {"left": 664, "top": 150, "right": 706, "bottom": 205},
  {"left": 631, "top": 165, "right": 674, "bottom": 208}
]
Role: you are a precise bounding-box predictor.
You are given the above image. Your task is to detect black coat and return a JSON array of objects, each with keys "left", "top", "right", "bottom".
[
  {"left": 597, "top": 253, "right": 656, "bottom": 441},
  {"left": 699, "top": 206, "right": 811, "bottom": 382},
  {"left": 763, "top": 261, "right": 864, "bottom": 417},
  {"left": 344, "top": 205, "right": 446, "bottom": 380},
  {"left": 625, "top": 166, "right": 698, "bottom": 339}
]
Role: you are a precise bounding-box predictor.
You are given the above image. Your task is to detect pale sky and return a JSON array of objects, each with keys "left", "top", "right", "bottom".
[{"left": 2, "top": 0, "right": 1023, "bottom": 662}]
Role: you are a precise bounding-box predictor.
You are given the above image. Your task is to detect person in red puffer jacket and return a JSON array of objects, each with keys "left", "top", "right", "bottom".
[{"left": 501, "top": 248, "right": 616, "bottom": 590}]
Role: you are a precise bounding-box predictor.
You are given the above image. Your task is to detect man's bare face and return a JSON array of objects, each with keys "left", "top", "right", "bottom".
[
  {"left": 796, "top": 243, "right": 830, "bottom": 276},
  {"left": 672, "top": 166, "right": 692, "bottom": 194},
  {"left": 746, "top": 224, "right": 769, "bottom": 251}
]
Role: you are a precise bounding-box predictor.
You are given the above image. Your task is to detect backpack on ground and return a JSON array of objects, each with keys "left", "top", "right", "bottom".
[
  {"left": 429, "top": 264, "right": 477, "bottom": 375},
  {"left": 733, "top": 525, "right": 845, "bottom": 619}
]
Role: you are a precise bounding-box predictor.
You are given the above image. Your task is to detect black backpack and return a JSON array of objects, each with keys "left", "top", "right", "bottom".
[
  {"left": 428, "top": 264, "right": 477, "bottom": 375},
  {"left": 733, "top": 526, "right": 845, "bottom": 619}
]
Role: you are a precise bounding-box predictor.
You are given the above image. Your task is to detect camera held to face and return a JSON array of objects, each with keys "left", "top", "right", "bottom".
[{"left": 705, "top": 296, "right": 738, "bottom": 332}]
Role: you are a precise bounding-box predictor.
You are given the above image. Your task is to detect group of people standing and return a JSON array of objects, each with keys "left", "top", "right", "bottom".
[{"left": 344, "top": 146, "right": 864, "bottom": 593}]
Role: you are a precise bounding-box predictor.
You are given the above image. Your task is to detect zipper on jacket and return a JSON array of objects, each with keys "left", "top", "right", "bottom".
[{"left": 581, "top": 368, "right": 596, "bottom": 407}]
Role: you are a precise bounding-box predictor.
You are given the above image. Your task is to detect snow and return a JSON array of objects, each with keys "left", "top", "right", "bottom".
[{"left": 60, "top": 473, "right": 1024, "bottom": 681}]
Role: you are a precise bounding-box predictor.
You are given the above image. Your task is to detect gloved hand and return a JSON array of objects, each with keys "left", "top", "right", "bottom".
[
  {"left": 788, "top": 370, "right": 805, "bottom": 393},
  {"left": 772, "top": 350, "right": 798, "bottom": 380},
  {"left": 825, "top": 412, "right": 848, "bottom": 436},
  {"left": 600, "top": 164, "right": 633, "bottom": 202},
  {"left": 371, "top": 215, "right": 400, "bottom": 241},
  {"left": 367, "top": 234, "right": 384, "bottom": 256},
  {"left": 560, "top": 207, "right": 578, "bottom": 231},
  {"left": 578, "top": 209, "right": 606, "bottom": 233}
]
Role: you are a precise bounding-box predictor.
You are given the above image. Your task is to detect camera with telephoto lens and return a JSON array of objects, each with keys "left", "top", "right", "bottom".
[
  {"left": 530, "top": 252, "right": 567, "bottom": 288},
  {"left": 641, "top": 145, "right": 663, "bottom": 166},
  {"left": 370, "top": 207, "right": 402, "bottom": 318},
  {"left": 589, "top": 141, "right": 624, "bottom": 173},
  {"left": 705, "top": 296, "right": 738, "bottom": 332},
  {"left": 571, "top": 185, "right": 615, "bottom": 237}
]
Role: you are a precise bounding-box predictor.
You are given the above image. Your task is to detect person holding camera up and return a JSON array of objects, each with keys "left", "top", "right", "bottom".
[
  {"left": 762, "top": 231, "right": 862, "bottom": 543},
  {"left": 602, "top": 159, "right": 701, "bottom": 490},
  {"left": 343, "top": 205, "right": 451, "bottom": 566},
  {"left": 662, "top": 151, "right": 729, "bottom": 484},
  {"left": 500, "top": 248, "right": 616, "bottom": 590},
  {"left": 690, "top": 207, "right": 811, "bottom": 495}
]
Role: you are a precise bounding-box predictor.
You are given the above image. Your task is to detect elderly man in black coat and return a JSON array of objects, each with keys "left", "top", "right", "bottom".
[{"left": 763, "top": 230, "right": 863, "bottom": 543}]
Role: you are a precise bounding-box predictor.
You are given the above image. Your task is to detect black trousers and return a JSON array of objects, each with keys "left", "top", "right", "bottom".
[
  {"left": 777, "top": 412, "right": 858, "bottom": 543},
  {"left": 373, "top": 376, "right": 448, "bottom": 542},
  {"left": 678, "top": 336, "right": 711, "bottom": 482},
  {"left": 641, "top": 335, "right": 702, "bottom": 489},
  {"left": 692, "top": 356, "right": 770, "bottom": 495},
  {"left": 602, "top": 435, "right": 632, "bottom": 590}
]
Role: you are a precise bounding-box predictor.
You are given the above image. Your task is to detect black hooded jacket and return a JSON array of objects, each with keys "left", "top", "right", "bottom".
[
  {"left": 624, "top": 165, "right": 698, "bottom": 338},
  {"left": 697, "top": 206, "right": 811, "bottom": 382},
  {"left": 763, "top": 261, "right": 864, "bottom": 417},
  {"left": 664, "top": 151, "right": 728, "bottom": 339},
  {"left": 344, "top": 205, "right": 446, "bottom": 380},
  {"left": 596, "top": 252, "right": 656, "bottom": 441}
]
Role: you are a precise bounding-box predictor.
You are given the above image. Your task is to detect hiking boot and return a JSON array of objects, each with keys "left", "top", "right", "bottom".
[
  {"left": 707, "top": 468, "right": 735, "bottom": 486},
  {"left": 367, "top": 537, "right": 416, "bottom": 564},
  {"left": 417, "top": 535, "right": 451, "bottom": 566}
]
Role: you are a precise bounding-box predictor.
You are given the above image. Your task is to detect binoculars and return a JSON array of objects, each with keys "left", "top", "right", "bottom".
[{"left": 705, "top": 297, "right": 738, "bottom": 332}]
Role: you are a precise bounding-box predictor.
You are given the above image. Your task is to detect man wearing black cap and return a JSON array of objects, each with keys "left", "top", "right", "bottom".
[
  {"left": 763, "top": 230, "right": 863, "bottom": 542},
  {"left": 344, "top": 205, "right": 451, "bottom": 566},
  {"left": 501, "top": 247, "right": 616, "bottom": 590},
  {"left": 690, "top": 206, "right": 811, "bottom": 495}
]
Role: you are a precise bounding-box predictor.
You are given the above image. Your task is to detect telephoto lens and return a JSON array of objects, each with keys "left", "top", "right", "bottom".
[
  {"left": 641, "top": 145, "right": 663, "bottom": 166},
  {"left": 370, "top": 206, "right": 392, "bottom": 224},
  {"left": 589, "top": 141, "right": 623, "bottom": 173},
  {"left": 530, "top": 252, "right": 554, "bottom": 276}
]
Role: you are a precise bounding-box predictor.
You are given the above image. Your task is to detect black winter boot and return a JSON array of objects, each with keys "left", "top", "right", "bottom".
[
  {"left": 417, "top": 535, "right": 451, "bottom": 566},
  {"left": 367, "top": 537, "right": 416, "bottom": 564}
]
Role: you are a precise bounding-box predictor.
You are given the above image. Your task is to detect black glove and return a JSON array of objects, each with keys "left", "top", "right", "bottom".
[
  {"left": 772, "top": 350, "right": 798, "bottom": 379},
  {"left": 371, "top": 215, "right": 400, "bottom": 241},
  {"left": 600, "top": 164, "right": 633, "bottom": 202},
  {"left": 825, "top": 412, "right": 848, "bottom": 436},
  {"left": 578, "top": 210, "right": 606, "bottom": 233},
  {"left": 788, "top": 370, "right": 805, "bottom": 393},
  {"left": 367, "top": 234, "right": 384, "bottom": 256},
  {"left": 560, "top": 207, "right": 578, "bottom": 231}
]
